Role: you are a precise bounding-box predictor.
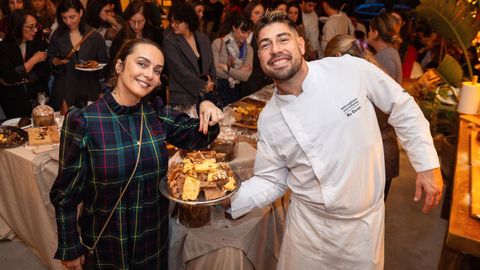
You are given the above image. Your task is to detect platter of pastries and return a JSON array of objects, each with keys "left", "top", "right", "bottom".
[
  {"left": 232, "top": 99, "right": 265, "bottom": 129},
  {"left": 75, "top": 60, "right": 106, "bottom": 71},
  {"left": 160, "top": 150, "right": 240, "bottom": 206},
  {"left": 0, "top": 126, "right": 28, "bottom": 148}
]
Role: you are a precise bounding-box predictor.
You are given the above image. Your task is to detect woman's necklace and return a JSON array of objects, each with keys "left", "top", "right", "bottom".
[{"left": 104, "top": 97, "right": 144, "bottom": 146}]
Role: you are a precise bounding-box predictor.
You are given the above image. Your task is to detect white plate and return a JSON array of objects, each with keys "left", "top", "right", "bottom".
[
  {"left": 1, "top": 118, "right": 32, "bottom": 129},
  {"left": 435, "top": 85, "right": 459, "bottom": 106},
  {"left": 75, "top": 63, "right": 107, "bottom": 72}
]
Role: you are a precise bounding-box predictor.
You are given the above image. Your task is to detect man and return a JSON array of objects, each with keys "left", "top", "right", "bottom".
[
  {"left": 227, "top": 11, "right": 443, "bottom": 269},
  {"left": 301, "top": 0, "right": 320, "bottom": 60},
  {"left": 319, "top": 0, "right": 355, "bottom": 58}
]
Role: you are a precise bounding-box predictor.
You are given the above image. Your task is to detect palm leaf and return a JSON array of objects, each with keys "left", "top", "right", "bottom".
[
  {"left": 436, "top": 53, "right": 463, "bottom": 86},
  {"left": 416, "top": 0, "right": 480, "bottom": 80}
]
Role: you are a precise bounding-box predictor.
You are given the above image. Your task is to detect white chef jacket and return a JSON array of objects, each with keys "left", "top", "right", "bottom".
[{"left": 230, "top": 55, "right": 440, "bottom": 269}]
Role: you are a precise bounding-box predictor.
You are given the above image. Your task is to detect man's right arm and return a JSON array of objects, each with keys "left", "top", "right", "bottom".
[{"left": 228, "top": 131, "right": 289, "bottom": 218}]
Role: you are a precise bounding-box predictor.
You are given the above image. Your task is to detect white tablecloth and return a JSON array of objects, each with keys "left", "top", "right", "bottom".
[{"left": 0, "top": 145, "right": 62, "bottom": 270}]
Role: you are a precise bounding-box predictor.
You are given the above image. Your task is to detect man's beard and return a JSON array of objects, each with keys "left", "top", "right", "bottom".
[{"left": 262, "top": 53, "right": 302, "bottom": 81}]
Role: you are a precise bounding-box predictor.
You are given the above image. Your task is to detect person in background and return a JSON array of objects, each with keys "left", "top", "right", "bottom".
[
  {"left": 188, "top": 0, "right": 206, "bottom": 33},
  {"left": 319, "top": 0, "right": 355, "bottom": 58},
  {"left": 51, "top": 38, "right": 223, "bottom": 270},
  {"left": 203, "top": 0, "right": 224, "bottom": 39},
  {"left": 227, "top": 11, "right": 443, "bottom": 269},
  {"left": 0, "top": 0, "right": 30, "bottom": 39},
  {"left": 272, "top": 0, "right": 287, "bottom": 14},
  {"left": 287, "top": 1, "right": 310, "bottom": 59},
  {"left": 110, "top": 0, "right": 161, "bottom": 60},
  {"left": 47, "top": 0, "right": 108, "bottom": 109},
  {"left": 212, "top": 14, "right": 253, "bottom": 106},
  {"left": 85, "top": 0, "right": 123, "bottom": 50},
  {"left": 30, "top": 0, "right": 55, "bottom": 40},
  {"left": 0, "top": 9, "right": 49, "bottom": 118},
  {"left": 301, "top": 0, "right": 319, "bottom": 60},
  {"left": 163, "top": 3, "right": 216, "bottom": 110},
  {"left": 240, "top": 0, "right": 270, "bottom": 97}
]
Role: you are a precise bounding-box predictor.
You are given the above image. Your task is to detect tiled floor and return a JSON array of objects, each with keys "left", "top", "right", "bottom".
[{"left": 0, "top": 150, "right": 448, "bottom": 269}]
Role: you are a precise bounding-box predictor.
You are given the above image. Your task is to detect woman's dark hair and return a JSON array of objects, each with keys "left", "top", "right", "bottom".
[
  {"left": 168, "top": 3, "right": 199, "bottom": 32},
  {"left": 1, "top": 0, "right": 31, "bottom": 17},
  {"left": 109, "top": 38, "right": 162, "bottom": 87},
  {"left": 287, "top": 1, "right": 302, "bottom": 26},
  {"left": 5, "top": 9, "right": 34, "bottom": 45},
  {"left": 85, "top": 0, "right": 112, "bottom": 29},
  {"left": 231, "top": 12, "right": 252, "bottom": 32},
  {"left": 370, "top": 12, "right": 402, "bottom": 46},
  {"left": 121, "top": 0, "right": 148, "bottom": 39},
  {"left": 272, "top": 0, "right": 287, "bottom": 11},
  {"left": 56, "top": 0, "right": 87, "bottom": 35},
  {"left": 243, "top": 0, "right": 262, "bottom": 24}
]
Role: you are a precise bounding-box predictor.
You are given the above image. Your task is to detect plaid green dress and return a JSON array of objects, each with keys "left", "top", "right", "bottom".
[{"left": 50, "top": 90, "right": 219, "bottom": 269}]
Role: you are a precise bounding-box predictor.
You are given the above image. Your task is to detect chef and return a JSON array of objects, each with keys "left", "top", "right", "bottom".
[{"left": 226, "top": 11, "right": 443, "bottom": 270}]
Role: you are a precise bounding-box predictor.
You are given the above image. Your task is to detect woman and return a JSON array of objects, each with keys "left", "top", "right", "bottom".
[
  {"left": 0, "top": 9, "right": 49, "bottom": 118},
  {"left": 212, "top": 15, "right": 253, "bottom": 106},
  {"left": 188, "top": 0, "right": 206, "bottom": 33},
  {"left": 30, "top": 0, "right": 55, "bottom": 39},
  {"left": 163, "top": 3, "right": 216, "bottom": 108},
  {"left": 287, "top": 1, "right": 311, "bottom": 60},
  {"left": 109, "top": 0, "right": 161, "bottom": 62},
  {"left": 48, "top": 0, "right": 108, "bottom": 109},
  {"left": 0, "top": 0, "right": 29, "bottom": 39},
  {"left": 85, "top": 0, "right": 123, "bottom": 47},
  {"left": 240, "top": 0, "right": 270, "bottom": 97},
  {"left": 50, "top": 38, "right": 223, "bottom": 269}
]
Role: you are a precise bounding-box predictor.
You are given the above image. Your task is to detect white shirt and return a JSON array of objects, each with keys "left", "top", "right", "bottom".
[
  {"left": 320, "top": 12, "right": 355, "bottom": 57},
  {"left": 230, "top": 55, "right": 439, "bottom": 268},
  {"left": 302, "top": 11, "right": 320, "bottom": 54}
]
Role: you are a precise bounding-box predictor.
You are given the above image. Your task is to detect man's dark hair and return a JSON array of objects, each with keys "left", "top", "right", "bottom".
[
  {"left": 254, "top": 10, "right": 298, "bottom": 43},
  {"left": 321, "top": 0, "right": 343, "bottom": 10}
]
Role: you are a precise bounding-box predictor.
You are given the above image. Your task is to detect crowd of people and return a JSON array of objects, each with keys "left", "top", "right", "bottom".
[{"left": 0, "top": 0, "right": 451, "bottom": 269}]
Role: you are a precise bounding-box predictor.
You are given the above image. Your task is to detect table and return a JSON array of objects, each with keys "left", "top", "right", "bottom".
[
  {"left": 445, "top": 115, "right": 480, "bottom": 256},
  {"left": 0, "top": 145, "right": 63, "bottom": 270}
]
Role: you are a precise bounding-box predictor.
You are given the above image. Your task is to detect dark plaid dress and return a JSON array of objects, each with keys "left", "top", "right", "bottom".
[{"left": 50, "top": 90, "right": 219, "bottom": 269}]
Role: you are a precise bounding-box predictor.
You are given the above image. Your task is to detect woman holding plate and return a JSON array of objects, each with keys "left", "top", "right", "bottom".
[
  {"left": 50, "top": 38, "right": 223, "bottom": 269},
  {"left": 47, "top": 0, "right": 108, "bottom": 110}
]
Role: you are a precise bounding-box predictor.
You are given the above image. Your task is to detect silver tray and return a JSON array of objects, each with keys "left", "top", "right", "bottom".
[
  {"left": 0, "top": 126, "right": 28, "bottom": 148},
  {"left": 159, "top": 174, "right": 241, "bottom": 206}
]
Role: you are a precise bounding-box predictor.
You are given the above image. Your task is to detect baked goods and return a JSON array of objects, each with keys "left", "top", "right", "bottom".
[
  {"left": 167, "top": 150, "right": 237, "bottom": 201},
  {"left": 210, "top": 126, "right": 237, "bottom": 161},
  {"left": 17, "top": 117, "right": 31, "bottom": 128},
  {"left": 32, "top": 104, "right": 55, "bottom": 127},
  {"left": 75, "top": 60, "right": 99, "bottom": 69},
  {"left": 233, "top": 103, "right": 263, "bottom": 129},
  {"left": 0, "top": 127, "right": 27, "bottom": 148}
]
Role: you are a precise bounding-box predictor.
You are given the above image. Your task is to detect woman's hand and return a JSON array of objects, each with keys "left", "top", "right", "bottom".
[
  {"left": 217, "top": 63, "right": 229, "bottom": 73},
  {"left": 52, "top": 57, "right": 70, "bottom": 66},
  {"left": 418, "top": 69, "right": 442, "bottom": 91},
  {"left": 61, "top": 255, "right": 85, "bottom": 270},
  {"left": 203, "top": 74, "right": 215, "bottom": 93},
  {"left": 31, "top": 51, "right": 47, "bottom": 64},
  {"left": 199, "top": 100, "right": 224, "bottom": 134}
]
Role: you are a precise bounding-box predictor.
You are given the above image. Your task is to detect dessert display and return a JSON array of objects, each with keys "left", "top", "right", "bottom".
[
  {"left": 17, "top": 117, "right": 31, "bottom": 128},
  {"left": 0, "top": 126, "right": 28, "bottom": 148},
  {"left": 232, "top": 103, "right": 263, "bottom": 129},
  {"left": 75, "top": 60, "right": 100, "bottom": 69},
  {"left": 210, "top": 126, "right": 237, "bottom": 161},
  {"left": 27, "top": 126, "right": 60, "bottom": 146},
  {"left": 167, "top": 150, "right": 237, "bottom": 202},
  {"left": 32, "top": 104, "right": 55, "bottom": 127}
]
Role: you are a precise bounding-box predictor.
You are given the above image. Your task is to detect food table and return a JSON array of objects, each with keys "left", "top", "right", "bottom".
[
  {"left": 444, "top": 115, "right": 480, "bottom": 256},
  {"left": 0, "top": 145, "right": 63, "bottom": 270}
]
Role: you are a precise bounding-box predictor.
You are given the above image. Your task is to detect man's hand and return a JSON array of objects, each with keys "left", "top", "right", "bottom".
[
  {"left": 61, "top": 255, "right": 85, "bottom": 270},
  {"left": 198, "top": 100, "right": 224, "bottom": 134},
  {"left": 414, "top": 167, "right": 444, "bottom": 213}
]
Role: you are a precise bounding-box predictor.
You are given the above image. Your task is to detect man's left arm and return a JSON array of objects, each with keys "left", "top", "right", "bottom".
[{"left": 363, "top": 61, "right": 444, "bottom": 213}]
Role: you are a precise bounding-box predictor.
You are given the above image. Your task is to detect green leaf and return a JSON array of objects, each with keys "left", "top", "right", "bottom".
[
  {"left": 416, "top": 0, "right": 480, "bottom": 80},
  {"left": 436, "top": 53, "right": 463, "bottom": 86}
]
